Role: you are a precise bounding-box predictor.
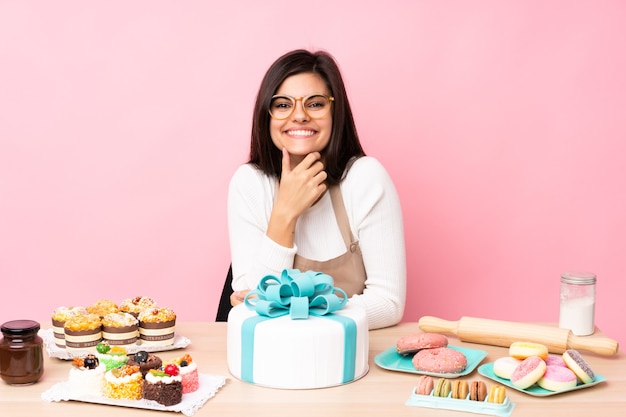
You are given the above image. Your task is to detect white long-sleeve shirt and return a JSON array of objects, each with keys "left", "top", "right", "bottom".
[{"left": 227, "top": 156, "right": 406, "bottom": 329}]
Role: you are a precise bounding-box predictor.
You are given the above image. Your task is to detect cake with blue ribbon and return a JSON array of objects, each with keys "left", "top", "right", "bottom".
[{"left": 226, "top": 269, "right": 369, "bottom": 389}]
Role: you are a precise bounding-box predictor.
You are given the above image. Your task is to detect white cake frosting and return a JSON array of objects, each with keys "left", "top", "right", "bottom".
[
  {"left": 68, "top": 363, "right": 106, "bottom": 398},
  {"left": 227, "top": 302, "right": 369, "bottom": 389}
]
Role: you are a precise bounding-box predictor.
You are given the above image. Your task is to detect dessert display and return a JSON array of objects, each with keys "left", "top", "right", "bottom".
[
  {"left": 96, "top": 343, "right": 129, "bottom": 371},
  {"left": 68, "top": 354, "right": 106, "bottom": 398},
  {"left": 63, "top": 314, "right": 102, "bottom": 353},
  {"left": 51, "top": 306, "right": 88, "bottom": 348},
  {"left": 138, "top": 307, "right": 177, "bottom": 347},
  {"left": 103, "top": 365, "right": 143, "bottom": 400},
  {"left": 126, "top": 350, "right": 163, "bottom": 377},
  {"left": 142, "top": 364, "right": 183, "bottom": 406},
  {"left": 227, "top": 269, "right": 369, "bottom": 389},
  {"left": 166, "top": 354, "right": 199, "bottom": 393},
  {"left": 101, "top": 312, "right": 139, "bottom": 347}
]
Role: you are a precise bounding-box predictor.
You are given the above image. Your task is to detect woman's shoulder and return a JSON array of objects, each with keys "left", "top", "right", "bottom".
[
  {"left": 229, "top": 163, "right": 275, "bottom": 192},
  {"left": 346, "top": 156, "right": 392, "bottom": 181}
]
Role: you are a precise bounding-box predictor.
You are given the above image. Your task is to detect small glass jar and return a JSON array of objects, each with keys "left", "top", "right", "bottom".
[
  {"left": 0, "top": 320, "right": 44, "bottom": 385},
  {"left": 559, "top": 271, "right": 596, "bottom": 336}
]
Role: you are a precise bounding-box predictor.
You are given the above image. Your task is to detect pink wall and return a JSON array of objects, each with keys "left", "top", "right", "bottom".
[{"left": 1, "top": 1, "right": 625, "bottom": 348}]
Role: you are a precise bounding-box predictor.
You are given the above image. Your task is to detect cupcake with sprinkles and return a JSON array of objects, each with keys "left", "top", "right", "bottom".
[{"left": 166, "top": 354, "right": 199, "bottom": 393}]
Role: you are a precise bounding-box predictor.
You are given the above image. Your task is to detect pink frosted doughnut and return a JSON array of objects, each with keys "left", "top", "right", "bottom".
[
  {"left": 493, "top": 356, "right": 522, "bottom": 380},
  {"left": 412, "top": 347, "right": 467, "bottom": 374},
  {"left": 538, "top": 365, "right": 577, "bottom": 391},
  {"left": 510, "top": 356, "right": 547, "bottom": 389},
  {"left": 545, "top": 354, "right": 567, "bottom": 368},
  {"left": 396, "top": 333, "right": 448, "bottom": 355}
]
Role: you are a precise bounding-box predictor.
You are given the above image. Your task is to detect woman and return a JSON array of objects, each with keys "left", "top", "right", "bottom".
[{"left": 227, "top": 49, "right": 406, "bottom": 329}]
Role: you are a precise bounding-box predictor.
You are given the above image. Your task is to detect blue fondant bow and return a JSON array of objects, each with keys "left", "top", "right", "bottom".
[{"left": 244, "top": 269, "right": 348, "bottom": 319}]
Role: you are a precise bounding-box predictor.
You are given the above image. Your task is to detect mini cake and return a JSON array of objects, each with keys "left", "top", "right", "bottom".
[
  {"left": 143, "top": 364, "right": 183, "bottom": 406},
  {"left": 51, "top": 306, "right": 87, "bottom": 348},
  {"left": 96, "top": 343, "right": 129, "bottom": 371},
  {"left": 64, "top": 313, "right": 102, "bottom": 353},
  {"left": 126, "top": 350, "right": 163, "bottom": 377},
  {"left": 120, "top": 296, "right": 158, "bottom": 317},
  {"left": 103, "top": 365, "right": 143, "bottom": 400},
  {"left": 138, "top": 307, "right": 176, "bottom": 346},
  {"left": 166, "top": 354, "right": 199, "bottom": 393},
  {"left": 68, "top": 354, "right": 106, "bottom": 398},
  {"left": 101, "top": 312, "right": 139, "bottom": 347},
  {"left": 87, "top": 299, "right": 120, "bottom": 317}
]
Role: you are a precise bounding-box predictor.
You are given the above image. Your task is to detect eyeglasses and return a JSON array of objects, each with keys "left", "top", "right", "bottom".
[{"left": 269, "top": 94, "right": 334, "bottom": 120}]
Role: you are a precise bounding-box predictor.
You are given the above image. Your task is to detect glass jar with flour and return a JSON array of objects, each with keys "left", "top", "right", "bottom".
[{"left": 559, "top": 271, "right": 596, "bottom": 336}]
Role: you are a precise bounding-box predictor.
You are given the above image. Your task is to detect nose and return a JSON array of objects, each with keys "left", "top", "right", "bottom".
[{"left": 291, "top": 97, "right": 309, "bottom": 122}]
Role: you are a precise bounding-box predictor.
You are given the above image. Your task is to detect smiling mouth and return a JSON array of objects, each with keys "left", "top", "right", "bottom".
[{"left": 286, "top": 129, "right": 316, "bottom": 137}]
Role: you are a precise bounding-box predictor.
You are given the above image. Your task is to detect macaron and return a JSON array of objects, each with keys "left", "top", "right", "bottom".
[
  {"left": 469, "top": 380, "right": 487, "bottom": 401},
  {"left": 487, "top": 384, "right": 507, "bottom": 404},
  {"left": 563, "top": 349, "right": 595, "bottom": 384},
  {"left": 510, "top": 356, "right": 547, "bottom": 390},
  {"left": 538, "top": 365, "right": 577, "bottom": 391},
  {"left": 434, "top": 378, "right": 451, "bottom": 397},
  {"left": 451, "top": 380, "right": 469, "bottom": 399},
  {"left": 415, "top": 375, "right": 434, "bottom": 395}
]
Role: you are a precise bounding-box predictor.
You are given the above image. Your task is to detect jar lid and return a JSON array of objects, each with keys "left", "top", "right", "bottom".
[
  {"left": 1, "top": 320, "right": 41, "bottom": 335},
  {"left": 561, "top": 271, "right": 597, "bottom": 285}
]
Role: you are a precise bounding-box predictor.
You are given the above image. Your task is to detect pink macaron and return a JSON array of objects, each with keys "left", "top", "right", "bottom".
[
  {"left": 538, "top": 365, "right": 577, "bottom": 391},
  {"left": 510, "top": 356, "right": 546, "bottom": 390}
]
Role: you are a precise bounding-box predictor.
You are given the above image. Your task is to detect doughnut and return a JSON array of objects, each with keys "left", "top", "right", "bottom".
[
  {"left": 563, "top": 349, "right": 595, "bottom": 384},
  {"left": 451, "top": 380, "right": 469, "bottom": 399},
  {"left": 508, "top": 341, "right": 549, "bottom": 360},
  {"left": 396, "top": 333, "right": 448, "bottom": 355},
  {"left": 469, "top": 380, "right": 487, "bottom": 401},
  {"left": 487, "top": 384, "right": 507, "bottom": 404},
  {"left": 412, "top": 347, "right": 468, "bottom": 374},
  {"left": 537, "top": 365, "right": 577, "bottom": 391},
  {"left": 510, "top": 356, "right": 547, "bottom": 389},
  {"left": 415, "top": 375, "right": 434, "bottom": 395},
  {"left": 493, "top": 356, "right": 522, "bottom": 380},
  {"left": 545, "top": 354, "right": 567, "bottom": 367},
  {"left": 434, "top": 378, "right": 451, "bottom": 397}
]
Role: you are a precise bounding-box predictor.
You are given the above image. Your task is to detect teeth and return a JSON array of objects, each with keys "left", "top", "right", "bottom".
[{"left": 288, "top": 130, "right": 315, "bottom": 136}]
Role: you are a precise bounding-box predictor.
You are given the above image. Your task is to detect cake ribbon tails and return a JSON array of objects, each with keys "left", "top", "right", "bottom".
[{"left": 243, "top": 269, "right": 348, "bottom": 319}]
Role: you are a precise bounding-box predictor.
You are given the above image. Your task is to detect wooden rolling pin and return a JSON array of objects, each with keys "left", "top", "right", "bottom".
[{"left": 418, "top": 316, "right": 619, "bottom": 356}]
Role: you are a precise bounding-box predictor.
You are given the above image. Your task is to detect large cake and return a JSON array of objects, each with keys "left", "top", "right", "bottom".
[{"left": 227, "top": 269, "right": 369, "bottom": 389}]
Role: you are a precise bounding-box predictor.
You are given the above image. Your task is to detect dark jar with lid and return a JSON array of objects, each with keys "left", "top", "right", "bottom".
[{"left": 0, "top": 320, "right": 44, "bottom": 385}]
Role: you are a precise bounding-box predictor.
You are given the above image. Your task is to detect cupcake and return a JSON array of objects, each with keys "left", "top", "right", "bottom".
[
  {"left": 68, "top": 354, "right": 106, "bottom": 398},
  {"left": 64, "top": 313, "right": 102, "bottom": 353},
  {"left": 167, "top": 354, "right": 199, "bottom": 393},
  {"left": 103, "top": 365, "right": 143, "bottom": 400},
  {"left": 101, "top": 312, "right": 139, "bottom": 347},
  {"left": 119, "top": 296, "right": 157, "bottom": 317},
  {"left": 138, "top": 307, "right": 176, "bottom": 347},
  {"left": 87, "top": 299, "right": 119, "bottom": 318},
  {"left": 126, "top": 350, "right": 162, "bottom": 377},
  {"left": 51, "top": 306, "right": 87, "bottom": 348},
  {"left": 143, "top": 364, "right": 183, "bottom": 406},
  {"left": 96, "top": 342, "right": 129, "bottom": 371}
]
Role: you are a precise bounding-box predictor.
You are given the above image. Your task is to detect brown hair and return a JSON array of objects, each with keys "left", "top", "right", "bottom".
[{"left": 248, "top": 49, "right": 365, "bottom": 185}]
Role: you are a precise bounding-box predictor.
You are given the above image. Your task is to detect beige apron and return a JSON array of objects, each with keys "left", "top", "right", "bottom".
[{"left": 291, "top": 186, "right": 367, "bottom": 297}]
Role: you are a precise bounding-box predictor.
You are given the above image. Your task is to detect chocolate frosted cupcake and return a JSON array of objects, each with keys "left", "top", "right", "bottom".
[
  {"left": 138, "top": 307, "right": 176, "bottom": 347},
  {"left": 101, "top": 312, "right": 139, "bottom": 347},
  {"left": 51, "top": 306, "right": 87, "bottom": 348},
  {"left": 64, "top": 314, "right": 102, "bottom": 353},
  {"left": 119, "top": 296, "right": 157, "bottom": 317},
  {"left": 126, "top": 350, "right": 162, "bottom": 377}
]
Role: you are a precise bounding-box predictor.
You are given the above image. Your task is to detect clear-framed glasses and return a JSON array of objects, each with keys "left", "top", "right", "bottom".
[{"left": 269, "top": 94, "right": 334, "bottom": 120}]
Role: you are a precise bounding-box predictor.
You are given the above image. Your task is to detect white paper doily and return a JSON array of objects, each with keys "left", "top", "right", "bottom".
[
  {"left": 41, "top": 373, "right": 227, "bottom": 416},
  {"left": 40, "top": 328, "right": 191, "bottom": 360}
]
